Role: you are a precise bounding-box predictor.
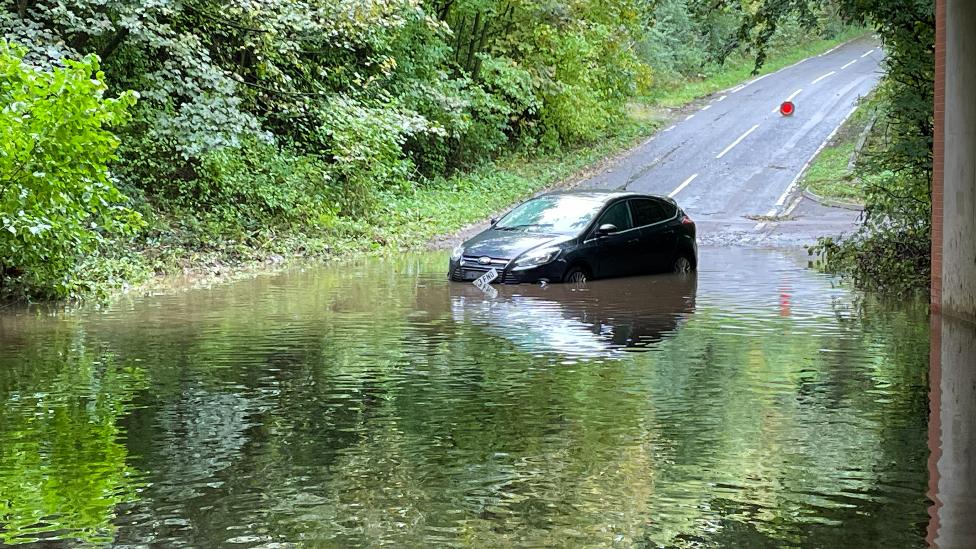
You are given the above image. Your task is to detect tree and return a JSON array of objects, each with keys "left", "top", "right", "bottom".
[{"left": 0, "top": 41, "right": 141, "bottom": 298}]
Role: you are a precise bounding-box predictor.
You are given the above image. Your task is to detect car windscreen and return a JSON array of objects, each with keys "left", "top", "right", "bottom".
[{"left": 495, "top": 195, "right": 605, "bottom": 235}]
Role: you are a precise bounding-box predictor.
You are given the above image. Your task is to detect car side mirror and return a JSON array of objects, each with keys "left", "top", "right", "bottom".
[
  {"left": 597, "top": 223, "right": 618, "bottom": 235},
  {"left": 490, "top": 217, "right": 498, "bottom": 226}
]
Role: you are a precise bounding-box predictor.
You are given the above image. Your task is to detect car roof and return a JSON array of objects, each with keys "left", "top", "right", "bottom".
[{"left": 539, "top": 189, "right": 673, "bottom": 204}]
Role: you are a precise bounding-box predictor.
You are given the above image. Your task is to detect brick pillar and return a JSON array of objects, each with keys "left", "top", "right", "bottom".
[
  {"left": 929, "top": 5, "right": 976, "bottom": 548},
  {"left": 932, "top": 0, "right": 945, "bottom": 312},
  {"left": 927, "top": 3, "right": 946, "bottom": 545}
]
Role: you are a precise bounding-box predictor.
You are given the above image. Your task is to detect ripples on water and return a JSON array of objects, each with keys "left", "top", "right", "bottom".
[{"left": 0, "top": 248, "right": 930, "bottom": 547}]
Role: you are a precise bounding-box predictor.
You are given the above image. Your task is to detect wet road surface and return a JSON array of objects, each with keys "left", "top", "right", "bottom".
[
  {"left": 0, "top": 248, "right": 931, "bottom": 547},
  {"left": 580, "top": 37, "right": 882, "bottom": 246}
]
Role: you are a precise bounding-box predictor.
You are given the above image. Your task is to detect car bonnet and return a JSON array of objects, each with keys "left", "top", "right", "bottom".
[{"left": 462, "top": 231, "right": 574, "bottom": 261}]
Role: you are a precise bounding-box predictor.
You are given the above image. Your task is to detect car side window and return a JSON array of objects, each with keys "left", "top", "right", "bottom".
[
  {"left": 596, "top": 201, "right": 633, "bottom": 232},
  {"left": 657, "top": 200, "right": 678, "bottom": 220},
  {"left": 630, "top": 198, "right": 675, "bottom": 227}
]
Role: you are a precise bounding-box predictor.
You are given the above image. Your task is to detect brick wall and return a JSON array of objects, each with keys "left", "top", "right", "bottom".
[
  {"left": 927, "top": 2, "right": 945, "bottom": 544},
  {"left": 932, "top": 0, "right": 945, "bottom": 312}
]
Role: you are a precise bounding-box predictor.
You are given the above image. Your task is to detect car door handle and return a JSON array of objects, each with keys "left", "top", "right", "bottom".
[{"left": 627, "top": 238, "right": 639, "bottom": 244}]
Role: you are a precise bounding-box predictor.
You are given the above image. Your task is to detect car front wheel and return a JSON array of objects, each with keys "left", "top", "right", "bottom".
[{"left": 563, "top": 266, "right": 588, "bottom": 284}]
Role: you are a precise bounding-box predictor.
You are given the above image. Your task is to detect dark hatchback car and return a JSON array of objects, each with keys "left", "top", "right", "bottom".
[{"left": 448, "top": 190, "right": 697, "bottom": 284}]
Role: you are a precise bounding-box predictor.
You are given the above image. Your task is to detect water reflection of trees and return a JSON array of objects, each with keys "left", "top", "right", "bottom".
[
  {"left": 0, "top": 254, "right": 931, "bottom": 546},
  {"left": 0, "top": 322, "right": 147, "bottom": 545}
]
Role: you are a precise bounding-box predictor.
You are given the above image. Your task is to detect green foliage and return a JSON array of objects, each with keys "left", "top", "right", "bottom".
[
  {"left": 4, "top": 0, "right": 648, "bottom": 187},
  {"left": 645, "top": 1, "right": 843, "bottom": 77},
  {"left": 319, "top": 96, "right": 436, "bottom": 213},
  {"left": 804, "top": 145, "right": 862, "bottom": 200},
  {"left": 0, "top": 0, "right": 656, "bottom": 298},
  {"left": 188, "top": 141, "right": 338, "bottom": 226},
  {"left": 639, "top": 1, "right": 860, "bottom": 107},
  {"left": 642, "top": 26, "right": 866, "bottom": 107},
  {"left": 811, "top": 226, "right": 931, "bottom": 293},
  {"left": 845, "top": 1, "right": 934, "bottom": 235},
  {"left": 532, "top": 23, "right": 629, "bottom": 145},
  {"left": 640, "top": 0, "right": 736, "bottom": 80},
  {"left": 801, "top": 93, "right": 883, "bottom": 203},
  {"left": 0, "top": 41, "right": 141, "bottom": 299}
]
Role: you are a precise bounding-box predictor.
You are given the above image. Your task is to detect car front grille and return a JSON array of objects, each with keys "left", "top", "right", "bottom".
[
  {"left": 450, "top": 256, "right": 516, "bottom": 283},
  {"left": 462, "top": 255, "right": 509, "bottom": 269}
]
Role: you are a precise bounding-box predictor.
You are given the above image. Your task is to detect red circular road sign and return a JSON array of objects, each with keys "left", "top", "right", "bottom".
[{"left": 780, "top": 101, "right": 795, "bottom": 116}]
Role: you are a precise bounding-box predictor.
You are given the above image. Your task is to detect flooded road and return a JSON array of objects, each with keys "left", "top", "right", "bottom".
[{"left": 0, "top": 248, "right": 931, "bottom": 547}]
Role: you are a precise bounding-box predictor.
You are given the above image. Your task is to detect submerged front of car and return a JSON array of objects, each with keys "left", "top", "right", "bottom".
[{"left": 448, "top": 232, "right": 576, "bottom": 284}]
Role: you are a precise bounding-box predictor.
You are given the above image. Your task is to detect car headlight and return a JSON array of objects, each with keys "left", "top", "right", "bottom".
[
  {"left": 512, "top": 247, "right": 561, "bottom": 271},
  {"left": 451, "top": 244, "right": 464, "bottom": 261}
]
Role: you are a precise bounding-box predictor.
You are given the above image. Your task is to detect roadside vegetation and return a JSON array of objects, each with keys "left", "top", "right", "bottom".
[
  {"left": 644, "top": 26, "right": 863, "bottom": 108},
  {"left": 800, "top": 91, "right": 882, "bottom": 205},
  {"left": 2, "top": 0, "right": 867, "bottom": 301}
]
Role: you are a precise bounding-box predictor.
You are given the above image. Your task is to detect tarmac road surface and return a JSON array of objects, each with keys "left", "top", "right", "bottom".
[{"left": 580, "top": 36, "right": 883, "bottom": 247}]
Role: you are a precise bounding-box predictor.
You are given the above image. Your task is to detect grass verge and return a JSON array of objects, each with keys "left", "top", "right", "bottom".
[{"left": 800, "top": 91, "right": 882, "bottom": 203}]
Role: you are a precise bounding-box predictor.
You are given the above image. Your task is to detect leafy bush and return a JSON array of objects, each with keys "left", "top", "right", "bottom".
[
  {"left": 319, "top": 96, "right": 443, "bottom": 214},
  {"left": 187, "top": 141, "right": 338, "bottom": 228},
  {"left": 535, "top": 26, "right": 619, "bottom": 146},
  {"left": 6, "top": 0, "right": 650, "bottom": 199},
  {"left": 811, "top": 225, "right": 930, "bottom": 292},
  {"left": 0, "top": 41, "right": 141, "bottom": 298},
  {"left": 456, "top": 55, "right": 540, "bottom": 164},
  {"left": 822, "top": 1, "right": 933, "bottom": 292},
  {"left": 640, "top": 0, "right": 715, "bottom": 79}
]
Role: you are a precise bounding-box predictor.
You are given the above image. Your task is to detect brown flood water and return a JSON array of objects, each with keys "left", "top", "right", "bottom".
[{"left": 0, "top": 247, "right": 931, "bottom": 547}]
